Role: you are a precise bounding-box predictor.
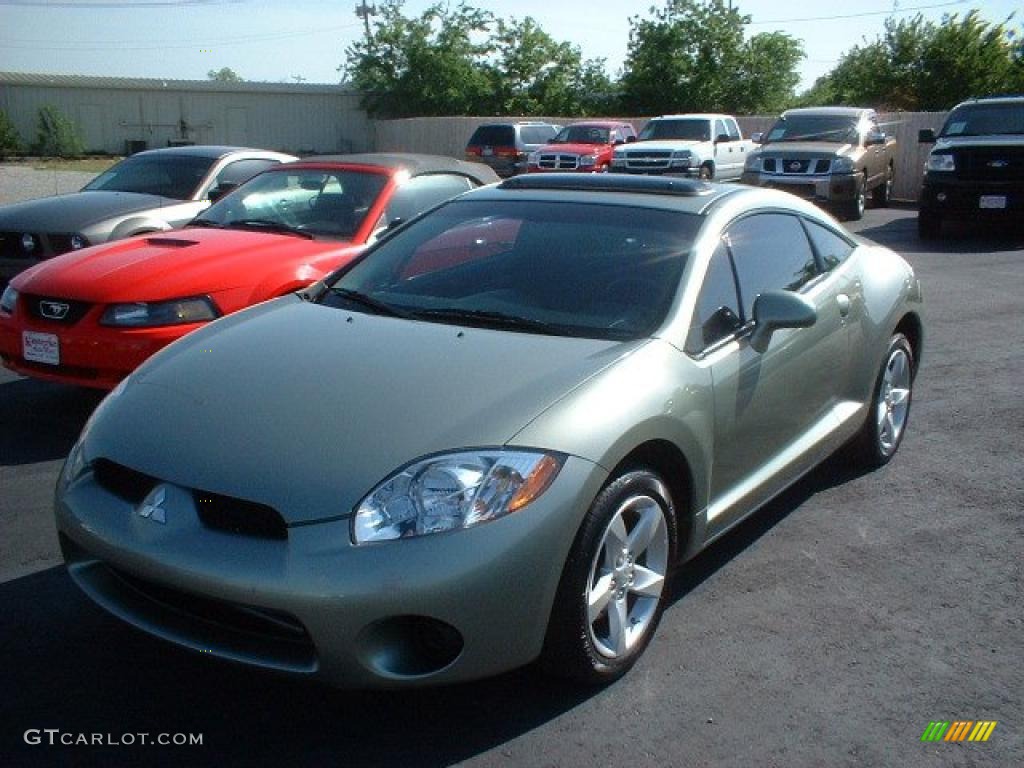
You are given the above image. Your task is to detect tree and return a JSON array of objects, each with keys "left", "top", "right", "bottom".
[
  {"left": 345, "top": 0, "right": 494, "bottom": 117},
  {"left": 620, "top": 0, "right": 803, "bottom": 115},
  {"left": 0, "top": 109, "right": 21, "bottom": 158},
  {"left": 207, "top": 67, "right": 244, "bottom": 82},
  {"left": 33, "top": 105, "right": 84, "bottom": 158},
  {"left": 815, "top": 11, "right": 1021, "bottom": 110}
]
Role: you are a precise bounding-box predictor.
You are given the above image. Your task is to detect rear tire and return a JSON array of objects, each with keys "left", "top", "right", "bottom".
[
  {"left": 850, "top": 333, "right": 914, "bottom": 468},
  {"left": 698, "top": 164, "right": 713, "bottom": 181},
  {"left": 541, "top": 469, "right": 678, "bottom": 685}
]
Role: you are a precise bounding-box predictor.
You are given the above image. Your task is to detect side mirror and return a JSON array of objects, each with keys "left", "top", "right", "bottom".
[
  {"left": 715, "top": 133, "right": 731, "bottom": 144},
  {"left": 625, "top": 135, "right": 637, "bottom": 144},
  {"left": 613, "top": 138, "right": 624, "bottom": 145},
  {"left": 749, "top": 290, "right": 817, "bottom": 353},
  {"left": 751, "top": 132, "right": 763, "bottom": 144},
  {"left": 208, "top": 182, "right": 238, "bottom": 202},
  {"left": 918, "top": 128, "right": 936, "bottom": 144}
]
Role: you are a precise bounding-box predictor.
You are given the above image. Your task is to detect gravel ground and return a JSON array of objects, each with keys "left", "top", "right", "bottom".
[{"left": 0, "top": 164, "right": 98, "bottom": 204}]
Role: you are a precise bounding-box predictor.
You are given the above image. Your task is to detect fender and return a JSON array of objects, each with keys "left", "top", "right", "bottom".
[{"left": 108, "top": 216, "right": 173, "bottom": 241}]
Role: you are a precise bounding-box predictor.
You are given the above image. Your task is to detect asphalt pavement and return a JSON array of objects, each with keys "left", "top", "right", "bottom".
[{"left": 0, "top": 192, "right": 1021, "bottom": 767}]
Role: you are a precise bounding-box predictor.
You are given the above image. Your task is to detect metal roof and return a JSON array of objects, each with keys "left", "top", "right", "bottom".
[{"left": 0, "top": 71, "right": 354, "bottom": 95}]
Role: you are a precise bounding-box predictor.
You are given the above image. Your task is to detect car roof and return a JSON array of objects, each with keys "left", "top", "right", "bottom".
[
  {"left": 952, "top": 95, "right": 1024, "bottom": 107},
  {"left": 464, "top": 173, "right": 745, "bottom": 215},
  {"left": 781, "top": 106, "right": 872, "bottom": 118},
  {"left": 651, "top": 114, "right": 734, "bottom": 121},
  {"left": 565, "top": 120, "right": 631, "bottom": 129},
  {"left": 132, "top": 145, "right": 270, "bottom": 159},
  {"left": 284, "top": 153, "right": 499, "bottom": 184}
]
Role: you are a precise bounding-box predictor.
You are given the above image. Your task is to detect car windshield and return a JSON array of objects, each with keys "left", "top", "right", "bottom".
[
  {"left": 552, "top": 125, "right": 610, "bottom": 144},
  {"left": 320, "top": 199, "right": 700, "bottom": 341},
  {"left": 82, "top": 154, "right": 215, "bottom": 199},
  {"left": 763, "top": 115, "right": 860, "bottom": 144},
  {"left": 192, "top": 168, "right": 389, "bottom": 239},
  {"left": 638, "top": 119, "right": 709, "bottom": 141},
  {"left": 940, "top": 103, "right": 1024, "bottom": 137}
]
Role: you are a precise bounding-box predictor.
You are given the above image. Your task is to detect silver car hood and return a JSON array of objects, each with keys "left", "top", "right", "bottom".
[
  {"left": 0, "top": 191, "right": 178, "bottom": 232},
  {"left": 86, "top": 296, "right": 645, "bottom": 524}
]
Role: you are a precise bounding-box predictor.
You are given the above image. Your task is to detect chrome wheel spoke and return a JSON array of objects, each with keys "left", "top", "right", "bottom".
[
  {"left": 630, "top": 565, "right": 664, "bottom": 598},
  {"left": 890, "top": 387, "right": 910, "bottom": 408},
  {"left": 588, "top": 573, "right": 614, "bottom": 624},
  {"left": 606, "top": 596, "right": 629, "bottom": 655},
  {"left": 626, "top": 503, "right": 662, "bottom": 555}
]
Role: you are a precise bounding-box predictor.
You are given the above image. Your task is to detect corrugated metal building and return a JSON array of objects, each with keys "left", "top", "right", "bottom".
[{"left": 0, "top": 72, "right": 373, "bottom": 155}]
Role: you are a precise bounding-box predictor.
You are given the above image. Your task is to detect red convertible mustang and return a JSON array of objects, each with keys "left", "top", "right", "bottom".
[{"left": 0, "top": 154, "right": 497, "bottom": 389}]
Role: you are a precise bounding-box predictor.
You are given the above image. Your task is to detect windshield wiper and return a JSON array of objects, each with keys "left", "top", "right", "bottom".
[
  {"left": 326, "top": 287, "right": 411, "bottom": 318},
  {"left": 223, "top": 219, "right": 314, "bottom": 239},
  {"left": 410, "top": 308, "right": 570, "bottom": 335},
  {"left": 187, "top": 218, "right": 221, "bottom": 228}
]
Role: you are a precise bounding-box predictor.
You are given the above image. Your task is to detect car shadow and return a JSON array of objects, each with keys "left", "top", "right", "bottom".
[
  {"left": 856, "top": 213, "right": 1024, "bottom": 255},
  {"left": 0, "top": 378, "right": 103, "bottom": 466},
  {"left": 0, "top": 453, "right": 868, "bottom": 768}
]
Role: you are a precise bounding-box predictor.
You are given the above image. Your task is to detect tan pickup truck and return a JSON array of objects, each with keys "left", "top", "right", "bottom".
[{"left": 739, "top": 106, "right": 896, "bottom": 220}]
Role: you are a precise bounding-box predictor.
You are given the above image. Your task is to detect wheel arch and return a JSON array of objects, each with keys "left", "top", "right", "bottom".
[{"left": 894, "top": 311, "right": 923, "bottom": 375}]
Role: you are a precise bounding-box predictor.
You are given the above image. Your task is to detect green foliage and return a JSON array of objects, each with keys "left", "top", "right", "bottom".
[
  {"left": 0, "top": 109, "right": 22, "bottom": 158},
  {"left": 207, "top": 67, "right": 244, "bottom": 82},
  {"left": 33, "top": 105, "right": 84, "bottom": 158},
  {"left": 344, "top": 0, "right": 620, "bottom": 117},
  {"left": 816, "top": 11, "right": 1021, "bottom": 110},
  {"left": 620, "top": 0, "right": 804, "bottom": 115}
]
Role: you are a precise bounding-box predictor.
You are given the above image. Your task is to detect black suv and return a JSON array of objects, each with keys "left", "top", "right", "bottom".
[
  {"left": 465, "top": 122, "right": 560, "bottom": 178},
  {"left": 918, "top": 96, "right": 1024, "bottom": 238}
]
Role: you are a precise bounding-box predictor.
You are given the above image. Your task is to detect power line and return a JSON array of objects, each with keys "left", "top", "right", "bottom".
[{"left": 749, "top": 0, "right": 967, "bottom": 25}]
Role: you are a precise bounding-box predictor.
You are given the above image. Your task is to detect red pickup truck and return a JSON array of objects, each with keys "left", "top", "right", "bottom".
[{"left": 527, "top": 121, "right": 637, "bottom": 173}]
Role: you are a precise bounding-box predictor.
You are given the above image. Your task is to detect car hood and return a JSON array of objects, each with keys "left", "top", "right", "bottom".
[
  {"left": 85, "top": 297, "right": 645, "bottom": 524},
  {"left": 14, "top": 229, "right": 351, "bottom": 301},
  {"left": 933, "top": 135, "right": 1024, "bottom": 150},
  {"left": 625, "top": 140, "right": 702, "bottom": 151},
  {"left": 0, "top": 191, "right": 179, "bottom": 232},
  {"left": 756, "top": 141, "right": 857, "bottom": 158},
  {"left": 540, "top": 142, "right": 608, "bottom": 155}
]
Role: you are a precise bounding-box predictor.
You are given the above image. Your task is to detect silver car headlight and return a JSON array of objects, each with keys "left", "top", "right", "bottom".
[
  {"left": 579, "top": 154, "right": 597, "bottom": 167},
  {"left": 926, "top": 152, "right": 955, "bottom": 172},
  {"left": 670, "top": 150, "right": 692, "bottom": 167},
  {"left": 527, "top": 151, "right": 541, "bottom": 166},
  {"left": 56, "top": 438, "right": 89, "bottom": 496},
  {"left": 352, "top": 450, "right": 565, "bottom": 544},
  {"left": 743, "top": 154, "right": 761, "bottom": 172},
  {"left": 100, "top": 296, "right": 219, "bottom": 327},
  {"left": 0, "top": 284, "right": 18, "bottom": 314},
  {"left": 831, "top": 156, "right": 855, "bottom": 173},
  {"left": 70, "top": 233, "right": 89, "bottom": 250}
]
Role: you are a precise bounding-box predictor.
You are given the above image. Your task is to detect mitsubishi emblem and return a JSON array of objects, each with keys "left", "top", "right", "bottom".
[{"left": 138, "top": 486, "right": 167, "bottom": 524}]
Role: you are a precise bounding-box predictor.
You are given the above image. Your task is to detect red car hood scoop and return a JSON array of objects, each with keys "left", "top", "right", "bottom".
[{"left": 143, "top": 236, "right": 199, "bottom": 248}]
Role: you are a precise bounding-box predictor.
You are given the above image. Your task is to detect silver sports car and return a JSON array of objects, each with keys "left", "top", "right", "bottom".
[
  {"left": 56, "top": 174, "right": 923, "bottom": 687},
  {"left": 0, "top": 145, "right": 295, "bottom": 283}
]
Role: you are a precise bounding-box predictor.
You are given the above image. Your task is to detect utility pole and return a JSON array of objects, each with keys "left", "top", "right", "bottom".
[
  {"left": 291, "top": 75, "right": 307, "bottom": 83},
  {"left": 355, "top": 1, "right": 377, "bottom": 44}
]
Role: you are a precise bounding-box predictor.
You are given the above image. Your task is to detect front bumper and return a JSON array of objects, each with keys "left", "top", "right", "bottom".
[
  {"left": 56, "top": 454, "right": 608, "bottom": 688},
  {"left": 919, "top": 176, "right": 1022, "bottom": 218},
  {"left": 0, "top": 312, "right": 201, "bottom": 389},
  {"left": 739, "top": 171, "right": 859, "bottom": 204}
]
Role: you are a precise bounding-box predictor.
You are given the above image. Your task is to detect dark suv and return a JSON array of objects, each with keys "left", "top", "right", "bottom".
[
  {"left": 464, "top": 122, "right": 560, "bottom": 178},
  {"left": 918, "top": 96, "right": 1024, "bottom": 238}
]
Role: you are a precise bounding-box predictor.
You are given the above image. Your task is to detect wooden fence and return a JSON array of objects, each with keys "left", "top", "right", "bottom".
[{"left": 374, "top": 112, "right": 949, "bottom": 202}]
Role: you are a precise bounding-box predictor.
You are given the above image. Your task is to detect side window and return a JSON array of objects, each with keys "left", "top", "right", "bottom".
[
  {"left": 725, "top": 214, "right": 819, "bottom": 320},
  {"left": 803, "top": 219, "right": 854, "bottom": 270},
  {"left": 686, "top": 242, "right": 742, "bottom": 354},
  {"left": 215, "top": 158, "right": 281, "bottom": 188},
  {"left": 726, "top": 118, "right": 741, "bottom": 141},
  {"left": 714, "top": 119, "right": 728, "bottom": 141},
  {"left": 384, "top": 174, "right": 474, "bottom": 226}
]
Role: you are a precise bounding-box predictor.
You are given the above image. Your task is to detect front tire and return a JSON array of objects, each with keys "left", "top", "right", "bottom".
[
  {"left": 872, "top": 164, "right": 893, "bottom": 207},
  {"left": 843, "top": 173, "right": 867, "bottom": 220},
  {"left": 698, "top": 163, "right": 714, "bottom": 181},
  {"left": 541, "top": 470, "right": 678, "bottom": 684},
  {"left": 851, "top": 333, "right": 914, "bottom": 467}
]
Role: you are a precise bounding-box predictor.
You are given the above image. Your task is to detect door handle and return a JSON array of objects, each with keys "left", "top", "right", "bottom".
[{"left": 837, "top": 293, "right": 851, "bottom": 317}]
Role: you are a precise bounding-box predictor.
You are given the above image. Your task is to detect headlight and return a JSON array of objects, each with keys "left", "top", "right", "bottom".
[
  {"left": 831, "top": 156, "right": 855, "bottom": 173},
  {"left": 926, "top": 152, "right": 955, "bottom": 172},
  {"left": 100, "top": 296, "right": 219, "bottom": 327},
  {"left": 0, "top": 284, "right": 18, "bottom": 314},
  {"left": 70, "top": 234, "right": 89, "bottom": 250},
  {"left": 21, "top": 233, "right": 37, "bottom": 253},
  {"left": 611, "top": 150, "right": 625, "bottom": 162},
  {"left": 670, "top": 150, "right": 692, "bottom": 167},
  {"left": 527, "top": 151, "right": 541, "bottom": 166},
  {"left": 744, "top": 154, "right": 761, "bottom": 172},
  {"left": 56, "top": 438, "right": 89, "bottom": 496},
  {"left": 579, "top": 154, "right": 597, "bottom": 167},
  {"left": 352, "top": 450, "right": 565, "bottom": 544}
]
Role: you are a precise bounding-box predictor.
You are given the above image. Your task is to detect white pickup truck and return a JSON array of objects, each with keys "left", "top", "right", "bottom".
[{"left": 608, "top": 113, "right": 755, "bottom": 181}]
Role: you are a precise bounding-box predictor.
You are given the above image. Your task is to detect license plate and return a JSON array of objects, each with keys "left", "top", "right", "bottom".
[
  {"left": 481, "top": 147, "right": 494, "bottom": 156},
  {"left": 23, "top": 331, "right": 60, "bottom": 365},
  {"left": 979, "top": 195, "right": 1006, "bottom": 209}
]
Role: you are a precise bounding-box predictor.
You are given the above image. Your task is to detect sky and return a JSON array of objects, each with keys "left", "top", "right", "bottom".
[{"left": 0, "top": 0, "right": 1020, "bottom": 92}]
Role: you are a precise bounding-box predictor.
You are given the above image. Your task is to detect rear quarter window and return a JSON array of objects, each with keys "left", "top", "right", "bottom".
[
  {"left": 520, "top": 126, "right": 558, "bottom": 145},
  {"left": 468, "top": 126, "right": 515, "bottom": 146}
]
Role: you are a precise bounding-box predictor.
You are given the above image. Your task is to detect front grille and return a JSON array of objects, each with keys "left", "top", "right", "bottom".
[
  {"left": 624, "top": 150, "right": 672, "bottom": 170},
  {"left": 813, "top": 159, "right": 832, "bottom": 174},
  {"left": 94, "top": 459, "right": 158, "bottom": 503},
  {"left": 92, "top": 458, "right": 288, "bottom": 540},
  {"left": 538, "top": 153, "right": 580, "bottom": 170},
  {"left": 781, "top": 158, "right": 811, "bottom": 174},
  {"left": 0, "top": 231, "right": 41, "bottom": 260},
  {"left": 23, "top": 294, "right": 92, "bottom": 325},
  {"left": 764, "top": 158, "right": 778, "bottom": 173},
  {"left": 958, "top": 147, "right": 1024, "bottom": 181},
  {"left": 194, "top": 489, "right": 288, "bottom": 540}
]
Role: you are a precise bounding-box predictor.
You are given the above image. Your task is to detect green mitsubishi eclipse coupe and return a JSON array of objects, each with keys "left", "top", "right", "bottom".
[{"left": 56, "top": 174, "right": 923, "bottom": 687}]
